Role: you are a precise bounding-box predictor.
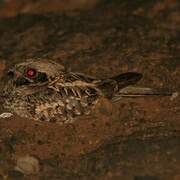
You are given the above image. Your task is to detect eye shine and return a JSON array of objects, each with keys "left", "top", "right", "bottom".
[{"left": 26, "top": 69, "right": 36, "bottom": 77}]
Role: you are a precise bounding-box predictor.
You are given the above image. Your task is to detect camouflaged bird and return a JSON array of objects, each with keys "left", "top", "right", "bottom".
[{"left": 1, "top": 59, "right": 143, "bottom": 124}]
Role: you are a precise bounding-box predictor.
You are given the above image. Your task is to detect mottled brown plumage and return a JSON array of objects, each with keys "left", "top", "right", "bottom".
[{"left": 1, "top": 59, "right": 142, "bottom": 124}]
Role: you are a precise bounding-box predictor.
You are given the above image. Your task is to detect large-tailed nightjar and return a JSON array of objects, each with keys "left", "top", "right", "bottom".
[{"left": 1, "top": 59, "right": 145, "bottom": 124}]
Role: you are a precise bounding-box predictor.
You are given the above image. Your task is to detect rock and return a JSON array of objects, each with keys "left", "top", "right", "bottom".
[
  {"left": 170, "top": 92, "right": 179, "bottom": 101},
  {"left": 15, "top": 155, "right": 40, "bottom": 175},
  {"left": 0, "top": 112, "right": 13, "bottom": 119}
]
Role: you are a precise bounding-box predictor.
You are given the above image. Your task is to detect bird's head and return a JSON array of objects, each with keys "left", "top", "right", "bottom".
[{"left": 1, "top": 59, "right": 65, "bottom": 96}]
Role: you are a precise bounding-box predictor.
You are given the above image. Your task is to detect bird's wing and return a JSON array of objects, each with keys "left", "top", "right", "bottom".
[
  {"left": 48, "top": 72, "right": 101, "bottom": 98},
  {"left": 48, "top": 72, "right": 143, "bottom": 99},
  {"left": 66, "top": 72, "right": 99, "bottom": 83},
  {"left": 109, "top": 72, "right": 142, "bottom": 89}
]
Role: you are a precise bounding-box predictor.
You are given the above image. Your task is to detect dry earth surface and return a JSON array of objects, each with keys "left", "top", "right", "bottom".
[{"left": 0, "top": 0, "right": 180, "bottom": 179}]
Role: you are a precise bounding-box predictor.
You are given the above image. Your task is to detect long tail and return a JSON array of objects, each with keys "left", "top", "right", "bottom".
[
  {"left": 110, "top": 72, "right": 142, "bottom": 89},
  {"left": 97, "top": 72, "right": 173, "bottom": 101},
  {"left": 111, "top": 72, "right": 173, "bottom": 101},
  {"left": 97, "top": 72, "right": 142, "bottom": 98},
  {"left": 112, "top": 86, "right": 173, "bottom": 101}
]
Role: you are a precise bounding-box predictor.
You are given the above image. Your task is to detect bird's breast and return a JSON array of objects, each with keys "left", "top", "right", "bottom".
[{"left": 34, "top": 89, "right": 99, "bottom": 123}]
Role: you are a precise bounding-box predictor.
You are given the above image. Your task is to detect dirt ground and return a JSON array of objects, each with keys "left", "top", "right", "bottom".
[{"left": 0, "top": 0, "right": 180, "bottom": 179}]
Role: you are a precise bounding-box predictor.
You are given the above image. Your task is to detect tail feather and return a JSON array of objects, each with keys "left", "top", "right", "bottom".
[
  {"left": 97, "top": 72, "right": 142, "bottom": 98},
  {"left": 97, "top": 72, "right": 172, "bottom": 101},
  {"left": 110, "top": 72, "right": 142, "bottom": 89},
  {"left": 112, "top": 86, "right": 173, "bottom": 101}
]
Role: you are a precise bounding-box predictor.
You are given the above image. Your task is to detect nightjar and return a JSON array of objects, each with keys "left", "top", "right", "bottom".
[{"left": 1, "top": 59, "right": 143, "bottom": 124}]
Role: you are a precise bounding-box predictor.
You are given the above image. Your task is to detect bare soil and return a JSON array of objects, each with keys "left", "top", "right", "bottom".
[{"left": 0, "top": 0, "right": 179, "bottom": 179}]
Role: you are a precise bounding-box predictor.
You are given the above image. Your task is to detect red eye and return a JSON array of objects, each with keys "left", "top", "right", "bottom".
[{"left": 26, "top": 68, "right": 36, "bottom": 77}]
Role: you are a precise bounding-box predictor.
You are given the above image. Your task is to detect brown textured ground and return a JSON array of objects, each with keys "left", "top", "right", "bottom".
[
  {"left": 0, "top": 0, "right": 180, "bottom": 179},
  {"left": 0, "top": 0, "right": 100, "bottom": 17}
]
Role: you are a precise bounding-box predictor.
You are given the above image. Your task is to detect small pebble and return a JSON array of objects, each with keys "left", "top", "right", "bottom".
[
  {"left": 15, "top": 155, "right": 40, "bottom": 175},
  {"left": 170, "top": 92, "right": 179, "bottom": 101},
  {"left": 0, "top": 112, "right": 13, "bottom": 118}
]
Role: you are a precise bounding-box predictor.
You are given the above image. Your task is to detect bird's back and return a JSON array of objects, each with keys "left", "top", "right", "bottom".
[{"left": 33, "top": 71, "right": 142, "bottom": 124}]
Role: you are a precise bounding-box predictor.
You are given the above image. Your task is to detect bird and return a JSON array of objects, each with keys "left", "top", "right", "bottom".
[{"left": 0, "top": 59, "right": 168, "bottom": 124}]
